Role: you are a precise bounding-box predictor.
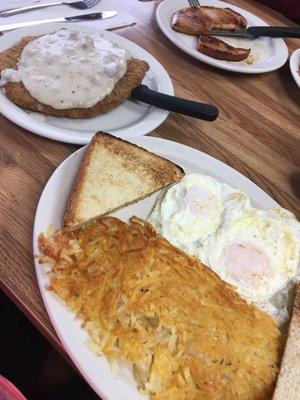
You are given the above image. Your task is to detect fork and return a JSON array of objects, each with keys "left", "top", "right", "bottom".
[
  {"left": 0, "top": 0, "right": 101, "bottom": 18},
  {"left": 188, "top": 0, "right": 200, "bottom": 6}
]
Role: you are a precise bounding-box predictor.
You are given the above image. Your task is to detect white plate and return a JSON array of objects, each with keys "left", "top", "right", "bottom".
[
  {"left": 156, "top": 0, "right": 288, "bottom": 73},
  {"left": 0, "top": 23, "right": 173, "bottom": 145},
  {"left": 33, "top": 136, "right": 278, "bottom": 400},
  {"left": 290, "top": 48, "right": 300, "bottom": 88}
]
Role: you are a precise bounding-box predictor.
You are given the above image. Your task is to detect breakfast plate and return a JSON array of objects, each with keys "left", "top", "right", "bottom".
[
  {"left": 156, "top": 0, "right": 288, "bottom": 73},
  {"left": 0, "top": 23, "right": 173, "bottom": 145},
  {"left": 290, "top": 48, "right": 300, "bottom": 88},
  {"left": 33, "top": 136, "right": 278, "bottom": 400}
]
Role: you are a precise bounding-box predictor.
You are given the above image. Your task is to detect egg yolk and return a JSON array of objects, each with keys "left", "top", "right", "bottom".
[
  {"left": 222, "top": 243, "right": 274, "bottom": 290},
  {"left": 182, "top": 185, "right": 220, "bottom": 217}
]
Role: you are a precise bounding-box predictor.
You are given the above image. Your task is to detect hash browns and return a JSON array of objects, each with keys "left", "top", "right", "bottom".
[
  {"left": 39, "top": 216, "right": 283, "bottom": 400},
  {"left": 0, "top": 36, "right": 149, "bottom": 118}
]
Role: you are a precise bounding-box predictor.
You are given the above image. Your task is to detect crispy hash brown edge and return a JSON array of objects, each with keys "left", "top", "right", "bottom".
[
  {"left": 38, "top": 216, "right": 284, "bottom": 400},
  {"left": 0, "top": 35, "right": 149, "bottom": 118}
]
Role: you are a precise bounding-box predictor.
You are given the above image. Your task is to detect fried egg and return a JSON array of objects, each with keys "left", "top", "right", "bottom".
[
  {"left": 148, "top": 173, "right": 250, "bottom": 255},
  {"left": 199, "top": 211, "right": 299, "bottom": 298},
  {"left": 148, "top": 173, "right": 300, "bottom": 325}
]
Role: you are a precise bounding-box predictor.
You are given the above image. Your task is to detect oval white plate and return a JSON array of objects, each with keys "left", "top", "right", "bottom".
[
  {"left": 290, "top": 48, "right": 300, "bottom": 88},
  {"left": 156, "top": 0, "right": 288, "bottom": 74},
  {"left": 0, "top": 23, "right": 173, "bottom": 145},
  {"left": 33, "top": 136, "right": 277, "bottom": 400}
]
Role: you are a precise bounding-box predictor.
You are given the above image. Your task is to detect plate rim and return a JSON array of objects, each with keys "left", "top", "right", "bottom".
[
  {"left": 0, "top": 23, "right": 174, "bottom": 145},
  {"left": 156, "top": 0, "right": 288, "bottom": 74},
  {"left": 33, "top": 135, "right": 278, "bottom": 400},
  {"left": 289, "top": 48, "right": 300, "bottom": 88}
]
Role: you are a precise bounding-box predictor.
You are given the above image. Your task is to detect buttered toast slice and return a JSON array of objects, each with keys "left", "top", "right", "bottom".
[{"left": 63, "top": 133, "right": 184, "bottom": 230}]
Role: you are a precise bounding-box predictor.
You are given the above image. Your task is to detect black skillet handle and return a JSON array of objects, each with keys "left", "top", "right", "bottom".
[
  {"left": 247, "top": 26, "right": 300, "bottom": 38},
  {"left": 131, "top": 85, "right": 218, "bottom": 121}
]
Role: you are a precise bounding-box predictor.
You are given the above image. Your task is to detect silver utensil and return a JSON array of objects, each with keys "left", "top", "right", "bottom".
[
  {"left": 0, "top": 11, "right": 117, "bottom": 32},
  {"left": 188, "top": 0, "right": 200, "bottom": 6},
  {"left": 201, "top": 26, "right": 300, "bottom": 39},
  {"left": 0, "top": 0, "right": 101, "bottom": 18}
]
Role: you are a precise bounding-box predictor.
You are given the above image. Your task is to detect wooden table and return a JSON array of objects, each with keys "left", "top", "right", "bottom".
[{"left": 0, "top": 0, "right": 299, "bottom": 370}]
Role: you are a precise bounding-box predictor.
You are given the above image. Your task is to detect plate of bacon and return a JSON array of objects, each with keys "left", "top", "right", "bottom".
[{"left": 156, "top": 0, "right": 288, "bottom": 73}]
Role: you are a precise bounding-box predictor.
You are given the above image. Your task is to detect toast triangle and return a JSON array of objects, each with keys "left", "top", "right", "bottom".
[{"left": 63, "top": 132, "right": 184, "bottom": 230}]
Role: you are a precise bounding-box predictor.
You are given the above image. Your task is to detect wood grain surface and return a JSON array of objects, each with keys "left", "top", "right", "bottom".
[{"left": 0, "top": 0, "right": 299, "bottom": 374}]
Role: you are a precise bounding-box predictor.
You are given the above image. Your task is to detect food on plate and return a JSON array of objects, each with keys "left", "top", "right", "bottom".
[
  {"left": 148, "top": 173, "right": 300, "bottom": 325},
  {"left": 171, "top": 6, "right": 251, "bottom": 62},
  {"left": 198, "top": 35, "right": 250, "bottom": 61},
  {"left": 199, "top": 208, "right": 300, "bottom": 325},
  {"left": 63, "top": 133, "right": 184, "bottom": 230},
  {"left": 272, "top": 282, "right": 300, "bottom": 400},
  {"left": 148, "top": 174, "right": 250, "bottom": 255},
  {"left": 0, "top": 29, "right": 149, "bottom": 118},
  {"left": 171, "top": 6, "right": 247, "bottom": 35},
  {"left": 38, "top": 216, "right": 283, "bottom": 400}
]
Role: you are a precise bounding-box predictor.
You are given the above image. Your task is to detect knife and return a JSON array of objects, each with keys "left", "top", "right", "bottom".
[
  {"left": 0, "top": 11, "right": 118, "bottom": 32},
  {"left": 131, "top": 85, "right": 218, "bottom": 121},
  {"left": 202, "top": 26, "right": 300, "bottom": 39}
]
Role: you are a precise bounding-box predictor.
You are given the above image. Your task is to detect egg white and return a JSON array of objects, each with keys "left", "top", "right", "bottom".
[
  {"left": 148, "top": 174, "right": 300, "bottom": 326},
  {"left": 199, "top": 212, "right": 299, "bottom": 304},
  {"left": 148, "top": 173, "right": 250, "bottom": 255}
]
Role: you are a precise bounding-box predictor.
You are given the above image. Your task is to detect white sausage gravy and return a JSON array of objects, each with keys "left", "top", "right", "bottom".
[{"left": 0, "top": 29, "right": 131, "bottom": 109}]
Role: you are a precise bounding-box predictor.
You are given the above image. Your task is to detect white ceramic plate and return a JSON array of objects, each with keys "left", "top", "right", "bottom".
[
  {"left": 290, "top": 48, "right": 300, "bottom": 88},
  {"left": 156, "top": 0, "right": 288, "bottom": 73},
  {"left": 33, "top": 136, "right": 278, "bottom": 400},
  {"left": 0, "top": 23, "right": 173, "bottom": 145}
]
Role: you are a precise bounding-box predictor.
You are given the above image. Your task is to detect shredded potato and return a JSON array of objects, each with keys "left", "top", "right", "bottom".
[{"left": 38, "top": 216, "right": 283, "bottom": 400}]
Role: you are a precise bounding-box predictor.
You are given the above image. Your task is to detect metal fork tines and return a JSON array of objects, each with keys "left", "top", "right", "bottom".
[
  {"left": 68, "top": 0, "right": 101, "bottom": 10},
  {"left": 188, "top": 0, "right": 200, "bottom": 6},
  {"left": 0, "top": 0, "right": 101, "bottom": 18}
]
